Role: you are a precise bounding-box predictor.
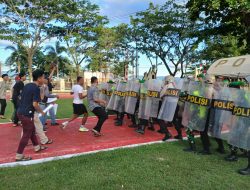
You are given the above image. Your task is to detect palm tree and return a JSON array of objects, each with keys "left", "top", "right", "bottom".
[
  {"left": 5, "top": 45, "right": 27, "bottom": 73},
  {"left": 44, "top": 41, "right": 67, "bottom": 78}
]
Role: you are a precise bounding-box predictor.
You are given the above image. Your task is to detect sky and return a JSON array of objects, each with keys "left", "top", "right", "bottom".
[{"left": 0, "top": 0, "right": 173, "bottom": 77}]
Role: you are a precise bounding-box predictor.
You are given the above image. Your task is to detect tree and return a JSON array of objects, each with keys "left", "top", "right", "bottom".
[
  {"left": 186, "top": 0, "right": 250, "bottom": 53},
  {"left": 60, "top": 1, "right": 108, "bottom": 76},
  {"left": 5, "top": 44, "right": 27, "bottom": 73},
  {"left": 44, "top": 41, "right": 67, "bottom": 77},
  {"left": 0, "top": 0, "right": 94, "bottom": 79},
  {"left": 130, "top": 1, "right": 199, "bottom": 77}
]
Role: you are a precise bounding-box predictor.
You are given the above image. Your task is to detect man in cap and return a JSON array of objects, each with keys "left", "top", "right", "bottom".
[
  {"left": 12, "top": 72, "right": 26, "bottom": 127},
  {"left": 0, "top": 74, "right": 9, "bottom": 119}
]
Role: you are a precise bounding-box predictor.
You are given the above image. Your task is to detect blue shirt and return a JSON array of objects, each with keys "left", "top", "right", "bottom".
[{"left": 17, "top": 83, "right": 41, "bottom": 117}]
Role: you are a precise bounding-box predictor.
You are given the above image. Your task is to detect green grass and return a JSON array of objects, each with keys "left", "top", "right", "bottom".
[
  {"left": 0, "top": 140, "right": 249, "bottom": 190},
  {"left": 0, "top": 99, "right": 94, "bottom": 123}
]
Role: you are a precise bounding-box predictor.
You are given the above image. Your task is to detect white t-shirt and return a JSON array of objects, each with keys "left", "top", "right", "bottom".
[{"left": 72, "top": 84, "right": 83, "bottom": 104}]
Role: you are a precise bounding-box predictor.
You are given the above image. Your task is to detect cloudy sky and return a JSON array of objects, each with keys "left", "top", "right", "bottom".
[{"left": 0, "top": 0, "right": 170, "bottom": 76}]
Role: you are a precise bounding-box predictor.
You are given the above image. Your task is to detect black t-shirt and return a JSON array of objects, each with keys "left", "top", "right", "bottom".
[
  {"left": 17, "top": 83, "right": 41, "bottom": 117},
  {"left": 12, "top": 81, "right": 24, "bottom": 101}
]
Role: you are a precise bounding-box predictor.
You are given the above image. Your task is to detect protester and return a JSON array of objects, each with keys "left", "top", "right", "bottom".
[
  {"left": 39, "top": 77, "right": 59, "bottom": 130},
  {"left": 61, "top": 76, "right": 89, "bottom": 132},
  {"left": 16, "top": 69, "right": 47, "bottom": 161},
  {"left": 0, "top": 74, "right": 9, "bottom": 119},
  {"left": 87, "top": 76, "right": 108, "bottom": 137},
  {"left": 12, "top": 72, "right": 26, "bottom": 127}
]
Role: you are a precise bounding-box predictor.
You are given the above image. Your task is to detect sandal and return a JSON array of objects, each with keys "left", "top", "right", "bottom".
[
  {"left": 42, "top": 139, "right": 53, "bottom": 145},
  {"left": 35, "top": 146, "right": 48, "bottom": 153},
  {"left": 16, "top": 156, "right": 32, "bottom": 162},
  {"left": 0, "top": 116, "right": 6, "bottom": 119}
]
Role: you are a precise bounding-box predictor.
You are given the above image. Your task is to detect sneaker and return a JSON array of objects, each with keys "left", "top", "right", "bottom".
[
  {"left": 79, "top": 126, "right": 89, "bottom": 132},
  {"left": 61, "top": 121, "right": 69, "bottom": 129}
]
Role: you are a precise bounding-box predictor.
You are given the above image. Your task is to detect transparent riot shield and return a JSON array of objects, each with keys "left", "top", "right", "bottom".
[
  {"left": 182, "top": 81, "right": 212, "bottom": 131},
  {"left": 125, "top": 80, "right": 140, "bottom": 114},
  {"left": 228, "top": 89, "right": 250, "bottom": 151},
  {"left": 106, "top": 83, "right": 118, "bottom": 110},
  {"left": 98, "top": 83, "right": 108, "bottom": 102},
  {"left": 138, "top": 81, "right": 149, "bottom": 120},
  {"left": 113, "top": 82, "right": 127, "bottom": 113},
  {"left": 158, "top": 78, "right": 184, "bottom": 122},
  {"left": 144, "top": 79, "right": 162, "bottom": 118},
  {"left": 208, "top": 84, "right": 234, "bottom": 140}
]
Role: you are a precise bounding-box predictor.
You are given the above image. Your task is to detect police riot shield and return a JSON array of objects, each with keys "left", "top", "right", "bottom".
[
  {"left": 158, "top": 78, "right": 184, "bottom": 122},
  {"left": 124, "top": 80, "right": 140, "bottom": 114},
  {"left": 112, "top": 81, "right": 127, "bottom": 113},
  {"left": 144, "top": 79, "right": 162, "bottom": 119},
  {"left": 228, "top": 89, "right": 250, "bottom": 150},
  {"left": 138, "top": 81, "right": 149, "bottom": 120},
  {"left": 106, "top": 83, "right": 118, "bottom": 110},
  {"left": 106, "top": 83, "right": 114, "bottom": 103},
  {"left": 208, "top": 84, "right": 234, "bottom": 140},
  {"left": 98, "top": 83, "right": 109, "bottom": 102},
  {"left": 181, "top": 81, "right": 212, "bottom": 131}
]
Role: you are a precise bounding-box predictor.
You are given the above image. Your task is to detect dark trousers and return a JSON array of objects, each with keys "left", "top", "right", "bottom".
[
  {"left": 17, "top": 114, "right": 39, "bottom": 154},
  {"left": 172, "top": 105, "right": 183, "bottom": 136},
  {"left": 200, "top": 109, "right": 211, "bottom": 152},
  {"left": 0, "top": 99, "right": 6, "bottom": 115},
  {"left": 248, "top": 151, "right": 250, "bottom": 168},
  {"left": 157, "top": 119, "right": 170, "bottom": 134},
  {"left": 92, "top": 107, "right": 108, "bottom": 132},
  {"left": 201, "top": 109, "right": 224, "bottom": 152},
  {"left": 12, "top": 100, "right": 19, "bottom": 124}
]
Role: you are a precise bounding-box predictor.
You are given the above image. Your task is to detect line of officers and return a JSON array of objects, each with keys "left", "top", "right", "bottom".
[{"left": 98, "top": 74, "right": 250, "bottom": 175}]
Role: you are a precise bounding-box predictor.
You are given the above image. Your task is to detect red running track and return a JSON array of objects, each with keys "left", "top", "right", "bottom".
[{"left": 0, "top": 116, "right": 185, "bottom": 164}]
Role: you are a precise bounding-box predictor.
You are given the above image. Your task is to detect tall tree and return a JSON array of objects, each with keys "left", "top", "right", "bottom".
[
  {"left": 5, "top": 44, "right": 27, "bottom": 73},
  {"left": 0, "top": 0, "right": 94, "bottom": 79},
  {"left": 187, "top": 0, "right": 250, "bottom": 53},
  {"left": 60, "top": 1, "right": 108, "bottom": 76},
  {"left": 130, "top": 1, "right": 199, "bottom": 77},
  {"left": 44, "top": 41, "right": 67, "bottom": 77}
]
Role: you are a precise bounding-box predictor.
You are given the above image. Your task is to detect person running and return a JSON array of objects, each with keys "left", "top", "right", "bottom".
[
  {"left": 12, "top": 72, "right": 26, "bottom": 127},
  {"left": 16, "top": 69, "right": 47, "bottom": 161},
  {"left": 61, "top": 76, "right": 89, "bottom": 132},
  {"left": 0, "top": 74, "right": 9, "bottom": 119},
  {"left": 87, "top": 76, "right": 108, "bottom": 137}
]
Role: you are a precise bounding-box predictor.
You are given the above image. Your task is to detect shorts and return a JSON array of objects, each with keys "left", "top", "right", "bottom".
[{"left": 73, "top": 104, "right": 88, "bottom": 115}]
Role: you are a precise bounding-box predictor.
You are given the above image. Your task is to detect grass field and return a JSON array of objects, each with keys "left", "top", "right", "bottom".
[
  {"left": 0, "top": 99, "right": 94, "bottom": 123},
  {"left": 1, "top": 99, "right": 249, "bottom": 189},
  {"left": 0, "top": 140, "right": 249, "bottom": 190}
]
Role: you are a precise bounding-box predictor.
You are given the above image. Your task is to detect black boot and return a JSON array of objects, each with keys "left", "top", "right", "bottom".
[
  {"left": 148, "top": 122, "right": 155, "bottom": 131},
  {"left": 240, "top": 152, "right": 250, "bottom": 175},
  {"left": 215, "top": 138, "right": 225, "bottom": 154},
  {"left": 239, "top": 167, "right": 250, "bottom": 175},
  {"left": 115, "top": 120, "right": 123, "bottom": 126},
  {"left": 183, "top": 142, "right": 196, "bottom": 152},
  {"left": 225, "top": 147, "right": 238, "bottom": 162},
  {"left": 225, "top": 154, "right": 238, "bottom": 162},
  {"left": 198, "top": 149, "right": 212, "bottom": 155},
  {"left": 162, "top": 132, "right": 172, "bottom": 141},
  {"left": 135, "top": 125, "right": 145, "bottom": 134}
]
